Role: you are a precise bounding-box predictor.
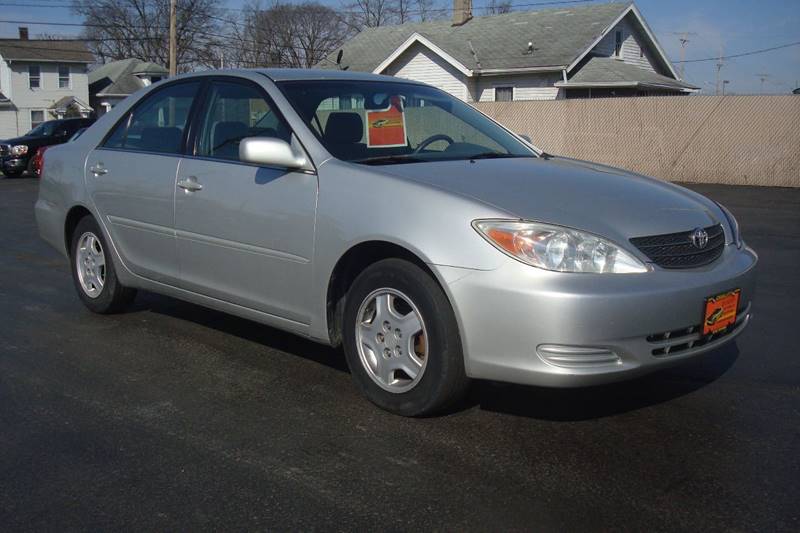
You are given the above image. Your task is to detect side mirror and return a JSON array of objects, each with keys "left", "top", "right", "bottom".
[
  {"left": 239, "top": 136, "right": 311, "bottom": 171},
  {"left": 518, "top": 134, "right": 532, "bottom": 144}
]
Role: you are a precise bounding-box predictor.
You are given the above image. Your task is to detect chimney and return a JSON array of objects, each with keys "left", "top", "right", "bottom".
[
  {"left": 452, "top": 0, "right": 472, "bottom": 26},
  {"left": 18, "top": 27, "right": 29, "bottom": 40}
]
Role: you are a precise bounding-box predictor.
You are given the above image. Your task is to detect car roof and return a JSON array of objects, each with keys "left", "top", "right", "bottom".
[{"left": 170, "top": 68, "right": 425, "bottom": 85}]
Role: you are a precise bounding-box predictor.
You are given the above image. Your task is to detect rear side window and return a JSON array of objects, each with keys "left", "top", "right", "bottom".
[{"left": 104, "top": 81, "right": 200, "bottom": 154}]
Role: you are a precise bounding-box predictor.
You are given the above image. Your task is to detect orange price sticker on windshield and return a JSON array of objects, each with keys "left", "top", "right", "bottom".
[
  {"left": 703, "top": 288, "right": 740, "bottom": 335},
  {"left": 366, "top": 96, "right": 407, "bottom": 148}
]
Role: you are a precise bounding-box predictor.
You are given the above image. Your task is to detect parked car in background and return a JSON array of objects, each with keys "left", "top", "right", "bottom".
[
  {"left": 31, "top": 146, "right": 48, "bottom": 178},
  {"left": 35, "top": 69, "right": 757, "bottom": 416},
  {"left": 1, "top": 117, "right": 94, "bottom": 177}
]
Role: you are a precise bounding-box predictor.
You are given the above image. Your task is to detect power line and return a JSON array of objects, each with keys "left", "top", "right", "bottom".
[{"left": 676, "top": 41, "right": 800, "bottom": 63}]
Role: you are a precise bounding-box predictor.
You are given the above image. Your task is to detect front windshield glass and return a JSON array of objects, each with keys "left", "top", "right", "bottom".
[
  {"left": 26, "top": 120, "right": 56, "bottom": 137},
  {"left": 276, "top": 80, "right": 536, "bottom": 165}
]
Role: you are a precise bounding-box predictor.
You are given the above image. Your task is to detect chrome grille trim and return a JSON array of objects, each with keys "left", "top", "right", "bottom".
[
  {"left": 630, "top": 224, "right": 725, "bottom": 269},
  {"left": 647, "top": 303, "right": 751, "bottom": 357}
]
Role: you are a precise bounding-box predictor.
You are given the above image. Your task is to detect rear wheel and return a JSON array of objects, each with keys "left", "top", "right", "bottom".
[
  {"left": 342, "top": 258, "right": 469, "bottom": 416},
  {"left": 70, "top": 216, "right": 136, "bottom": 313}
]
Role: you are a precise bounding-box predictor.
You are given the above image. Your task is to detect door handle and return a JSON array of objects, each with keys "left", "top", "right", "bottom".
[
  {"left": 89, "top": 164, "right": 108, "bottom": 176},
  {"left": 177, "top": 176, "right": 203, "bottom": 192}
]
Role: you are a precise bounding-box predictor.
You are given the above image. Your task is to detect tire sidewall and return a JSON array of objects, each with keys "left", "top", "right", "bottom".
[
  {"left": 342, "top": 259, "right": 465, "bottom": 416},
  {"left": 70, "top": 216, "right": 125, "bottom": 313}
]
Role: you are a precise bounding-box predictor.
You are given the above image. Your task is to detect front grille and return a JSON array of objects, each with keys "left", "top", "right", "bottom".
[
  {"left": 630, "top": 224, "right": 725, "bottom": 269},
  {"left": 0, "top": 144, "right": 9, "bottom": 157},
  {"left": 647, "top": 303, "right": 750, "bottom": 357}
]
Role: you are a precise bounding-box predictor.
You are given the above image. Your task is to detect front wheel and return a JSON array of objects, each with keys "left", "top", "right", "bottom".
[
  {"left": 70, "top": 216, "right": 136, "bottom": 313},
  {"left": 342, "top": 259, "right": 469, "bottom": 416}
]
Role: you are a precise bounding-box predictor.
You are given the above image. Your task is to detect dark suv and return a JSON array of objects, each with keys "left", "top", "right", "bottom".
[{"left": 1, "top": 118, "right": 94, "bottom": 177}]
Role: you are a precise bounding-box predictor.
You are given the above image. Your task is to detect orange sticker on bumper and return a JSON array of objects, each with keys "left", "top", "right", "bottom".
[{"left": 703, "top": 288, "right": 740, "bottom": 335}]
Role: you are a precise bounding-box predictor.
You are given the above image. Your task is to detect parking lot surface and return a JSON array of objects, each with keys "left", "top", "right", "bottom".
[{"left": 1, "top": 178, "right": 798, "bottom": 531}]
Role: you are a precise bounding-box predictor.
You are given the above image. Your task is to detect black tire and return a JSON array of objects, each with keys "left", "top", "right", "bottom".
[
  {"left": 342, "top": 258, "right": 469, "bottom": 416},
  {"left": 70, "top": 216, "right": 136, "bottom": 313},
  {"left": 3, "top": 169, "right": 22, "bottom": 178},
  {"left": 26, "top": 157, "right": 36, "bottom": 177}
]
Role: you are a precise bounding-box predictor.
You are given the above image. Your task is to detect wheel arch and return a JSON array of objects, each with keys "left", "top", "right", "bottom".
[
  {"left": 64, "top": 204, "right": 94, "bottom": 255},
  {"left": 325, "top": 240, "right": 445, "bottom": 347}
]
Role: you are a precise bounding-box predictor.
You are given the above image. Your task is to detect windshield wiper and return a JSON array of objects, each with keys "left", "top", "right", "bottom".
[
  {"left": 353, "top": 154, "right": 426, "bottom": 165},
  {"left": 467, "top": 152, "right": 528, "bottom": 160}
]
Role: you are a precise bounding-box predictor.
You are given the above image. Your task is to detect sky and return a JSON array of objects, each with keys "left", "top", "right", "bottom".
[{"left": 0, "top": 0, "right": 798, "bottom": 94}]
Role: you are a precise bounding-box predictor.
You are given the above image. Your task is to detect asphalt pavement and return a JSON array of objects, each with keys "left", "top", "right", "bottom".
[{"left": 1, "top": 177, "right": 798, "bottom": 531}]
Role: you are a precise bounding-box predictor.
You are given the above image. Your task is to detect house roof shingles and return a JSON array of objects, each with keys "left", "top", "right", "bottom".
[
  {"left": 559, "top": 56, "right": 697, "bottom": 89},
  {"left": 320, "top": 2, "right": 631, "bottom": 72},
  {"left": 0, "top": 39, "right": 94, "bottom": 63},
  {"left": 89, "top": 58, "right": 168, "bottom": 97}
]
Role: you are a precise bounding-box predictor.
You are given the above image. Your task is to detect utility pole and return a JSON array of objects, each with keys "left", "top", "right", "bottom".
[
  {"left": 715, "top": 46, "right": 724, "bottom": 95},
  {"left": 169, "top": 0, "right": 177, "bottom": 76},
  {"left": 756, "top": 73, "right": 770, "bottom": 94},
  {"left": 671, "top": 31, "right": 697, "bottom": 79}
]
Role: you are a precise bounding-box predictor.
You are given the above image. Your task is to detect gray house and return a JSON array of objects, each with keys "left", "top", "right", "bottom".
[
  {"left": 320, "top": 1, "right": 696, "bottom": 101},
  {"left": 0, "top": 29, "right": 93, "bottom": 138},
  {"left": 89, "top": 58, "right": 168, "bottom": 116}
]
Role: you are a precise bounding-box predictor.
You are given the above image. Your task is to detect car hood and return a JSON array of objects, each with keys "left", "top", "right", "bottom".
[
  {"left": 375, "top": 156, "right": 722, "bottom": 242},
  {"left": 1, "top": 135, "right": 42, "bottom": 145}
]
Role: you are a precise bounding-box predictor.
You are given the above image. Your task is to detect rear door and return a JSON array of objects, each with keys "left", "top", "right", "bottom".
[
  {"left": 173, "top": 78, "right": 317, "bottom": 323},
  {"left": 85, "top": 80, "right": 202, "bottom": 284}
]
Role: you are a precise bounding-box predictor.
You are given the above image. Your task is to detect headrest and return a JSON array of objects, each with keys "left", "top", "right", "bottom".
[
  {"left": 324, "top": 112, "right": 363, "bottom": 144},
  {"left": 211, "top": 121, "right": 248, "bottom": 153}
]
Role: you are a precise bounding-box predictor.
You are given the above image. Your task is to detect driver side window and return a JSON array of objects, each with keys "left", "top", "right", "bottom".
[{"left": 195, "top": 81, "right": 291, "bottom": 162}]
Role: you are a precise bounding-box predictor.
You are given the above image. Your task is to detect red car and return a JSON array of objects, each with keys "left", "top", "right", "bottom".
[{"left": 31, "top": 146, "right": 48, "bottom": 177}]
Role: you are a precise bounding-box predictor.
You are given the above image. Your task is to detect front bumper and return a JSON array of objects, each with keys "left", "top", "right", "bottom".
[
  {"left": 436, "top": 244, "right": 757, "bottom": 387},
  {"left": 1, "top": 156, "right": 27, "bottom": 174}
]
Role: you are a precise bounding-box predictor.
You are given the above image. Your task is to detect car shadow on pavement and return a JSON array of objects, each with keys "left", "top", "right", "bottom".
[
  {"left": 130, "top": 291, "right": 350, "bottom": 373},
  {"left": 469, "top": 343, "right": 740, "bottom": 421},
  {"left": 128, "top": 291, "right": 739, "bottom": 420}
]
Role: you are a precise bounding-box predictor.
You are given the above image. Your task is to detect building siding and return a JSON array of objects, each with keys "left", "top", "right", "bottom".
[
  {"left": 0, "top": 109, "right": 17, "bottom": 138},
  {"left": 6, "top": 62, "right": 90, "bottom": 134},
  {"left": 382, "top": 43, "right": 468, "bottom": 101},
  {"left": 475, "top": 73, "right": 563, "bottom": 102},
  {"left": 593, "top": 16, "right": 657, "bottom": 73}
]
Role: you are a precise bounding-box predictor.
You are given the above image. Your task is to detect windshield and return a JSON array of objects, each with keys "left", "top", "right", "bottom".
[
  {"left": 276, "top": 80, "right": 536, "bottom": 165},
  {"left": 26, "top": 120, "right": 57, "bottom": 137}
]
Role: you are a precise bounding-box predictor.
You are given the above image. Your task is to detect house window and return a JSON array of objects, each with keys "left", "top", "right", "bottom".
[
  {"left": 495, "top": 86, "right": 514, "bottom": 102},
  {"left": 58, "top": 65, "right": 71, "bottom": 89},
  {"left": 615, "top": 31, "right": 623, "bottom": 57},
  {"left": 29, "top": 65, "right": 41, "bottom": 89},
  {"left": 30, "top": 110, "right": 45, "bottom": 129}
]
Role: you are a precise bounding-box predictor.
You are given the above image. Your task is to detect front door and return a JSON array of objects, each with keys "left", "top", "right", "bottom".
[
  {"left": 174, "top": 79, "right": 317, "bottom": 324},
  {"left": 85, "top": 81, "right": 202, "bottom": 283}
]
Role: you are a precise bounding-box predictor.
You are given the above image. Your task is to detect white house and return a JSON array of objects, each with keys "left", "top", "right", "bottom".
[
  {"left": 89, "top": 58, "right": 168, "bottom": 117},
  {"left": 0, "top": 29, "right": 93, "bottom": 138},
  {"left": 320, "top": 1, "right": 696, "bottom": 101}
]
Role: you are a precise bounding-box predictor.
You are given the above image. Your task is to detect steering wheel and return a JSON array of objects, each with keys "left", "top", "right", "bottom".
[{"left": 413, "top": 134, "right": 455, "bottom": 154}]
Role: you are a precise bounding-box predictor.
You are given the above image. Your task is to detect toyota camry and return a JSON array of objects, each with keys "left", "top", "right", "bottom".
[{"left": 35, "top": 69, "right": 757, "bottom": 416}]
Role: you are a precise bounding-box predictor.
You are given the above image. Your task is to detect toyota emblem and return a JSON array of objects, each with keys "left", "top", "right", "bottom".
[{"left": 690, "top": 228, "right": 709, "bottom": 249}]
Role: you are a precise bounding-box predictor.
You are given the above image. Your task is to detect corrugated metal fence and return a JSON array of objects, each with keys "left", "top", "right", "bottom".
[{"left": 474, "top": 95, "right": 800, "bottom": 187}]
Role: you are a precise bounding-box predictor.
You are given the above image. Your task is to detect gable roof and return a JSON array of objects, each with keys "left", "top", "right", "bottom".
[
  {"left": 556, "top": 56, "right": 697, "bottom": 90},
  {"left": 89, "top": 58, "right": 168, "bottom": 97},
  {"left": 0, "top": 39, "right": 94, "bottom": 63},
  {"left": 320, "top": 2, "right": 630, "bottom": 73},
  {"left": 50, "top": 95, "right": 92, "bottom": 111}
]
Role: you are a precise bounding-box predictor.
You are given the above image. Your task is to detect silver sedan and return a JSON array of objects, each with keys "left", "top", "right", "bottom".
[{"left": 35, "top": 69, "right": 757, "bottom": 416}]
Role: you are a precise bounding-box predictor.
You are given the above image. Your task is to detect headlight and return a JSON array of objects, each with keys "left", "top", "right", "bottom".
[
  {"left": 473, "top": 220, "right": 648, "bottom": 273},
  {"left": 716, "top": 202, "right": 742, "bottom": 248},
  {"left": 11, "top": 145, "right": 28, "bottom": 156}
]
